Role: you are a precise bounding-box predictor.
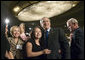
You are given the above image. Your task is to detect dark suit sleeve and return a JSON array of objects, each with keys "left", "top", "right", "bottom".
[
  {"left": 75, "top": 29, "right": 84, "bottom": 52},
  {"left": 73, "top": 29, "right": 84, "bottom": 58},
  {"left": 58, "top": 28, "right": 70, "bottom": 59}
]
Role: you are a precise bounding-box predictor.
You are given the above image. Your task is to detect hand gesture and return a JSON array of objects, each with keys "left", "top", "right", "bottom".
[
  {"left": 5, "top": 24, "right": 8, "bottom": 35},
  {"left": 43, "top": 49, "right": 51, "bottom": 54}
]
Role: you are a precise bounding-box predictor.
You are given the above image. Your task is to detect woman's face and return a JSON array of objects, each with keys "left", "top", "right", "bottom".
[
  {"left": 20, "top": 23, "right": 25, "bottom": 29},
  {"left": 13, "top": 27, "right": 20, "bottom": 38},
  {"left": 34, "top": 28, "right": 42, "bottom": 39}
]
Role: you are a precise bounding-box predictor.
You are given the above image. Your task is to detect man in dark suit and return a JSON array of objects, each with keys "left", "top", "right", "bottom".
[
  {"left": 40, "top": 17, "right": 70, "bottom": 59},
  {"left": 66, "top": 18, "right": 84, "bottom": 59}
]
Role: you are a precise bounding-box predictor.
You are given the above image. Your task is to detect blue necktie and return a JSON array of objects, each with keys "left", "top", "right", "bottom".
[
  {"left": 46, "top": 30, "right": 48, "bottom": 40},
  {"left": 45, "top": 30, "right": 48, "bottom": 48}
]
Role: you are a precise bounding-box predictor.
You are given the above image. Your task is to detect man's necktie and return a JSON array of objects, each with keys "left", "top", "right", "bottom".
[
  {"left": 45, "top": 30, "right": 48, "bottom": 48},
  {"left": 46, "top": 30, "right": 48, "bottom": 40}
]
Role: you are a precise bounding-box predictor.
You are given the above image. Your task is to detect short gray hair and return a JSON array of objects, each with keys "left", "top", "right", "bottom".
[
  {"left": 40, "top": 19, "right": 43, "bottom": 27},
  {"left": 40, "top": 17, "right": 50, "bottom": 24},
  {"left": 67, "top": 18, "right": 78, "bottom": 24},
  {"left": 40, "top": 17, "right": 50, "bottom": 27},
  {"left": 40, "top": 19, "right": 43, "bottom": 25}
]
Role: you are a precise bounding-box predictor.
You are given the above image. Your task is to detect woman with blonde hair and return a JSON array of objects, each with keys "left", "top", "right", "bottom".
[
  {"left": 19, "top": 23, "right": 29, "bottom": 42},
  {"left": 5, "top": 25, "right": 24, "bottom": 59}
]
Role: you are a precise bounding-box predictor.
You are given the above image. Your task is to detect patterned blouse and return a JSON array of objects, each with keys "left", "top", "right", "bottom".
[{"left": 7, "top": 37, "right": 24, "bottom": 59}]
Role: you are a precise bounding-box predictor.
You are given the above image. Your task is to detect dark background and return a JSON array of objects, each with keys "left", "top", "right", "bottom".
[
  {"left": 1, "top": 1, "right": 84, "bottom": 33},
  {"left": 1, "top": 1, "right": 84, "bottom": 59}
]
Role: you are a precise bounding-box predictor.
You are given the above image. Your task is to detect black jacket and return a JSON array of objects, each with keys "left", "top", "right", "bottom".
[
  {"left": 71, "top": 28, "right": 84, "bottom": 59},
  {"left": 40, "top": 28, "right": 70, "bottom": 59}
]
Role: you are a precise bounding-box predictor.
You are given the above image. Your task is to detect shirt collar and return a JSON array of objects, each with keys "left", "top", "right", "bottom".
[{"left": 46, "top": 27, "right": 51, "bottom": 32}]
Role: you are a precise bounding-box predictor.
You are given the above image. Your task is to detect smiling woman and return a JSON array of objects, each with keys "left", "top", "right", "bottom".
[{"left": 5, "top": 26, "right": 24, "bottom": 59}]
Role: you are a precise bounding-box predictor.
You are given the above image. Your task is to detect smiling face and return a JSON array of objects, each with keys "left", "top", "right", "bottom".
[
  {"left": 34, "top": 27, "right": 42, "bottom": 39},
  {"left": 41, "top": 17, "right": 51, "bottom": 30},
  {"left": 12, "top": 27, "right": 20, "bottom": 38},
  {"left": 19, "top": 23, "right": 25, "bottom": 29},
  {"left": 19, "top": 23, "right": 25, "bottom": 33}
]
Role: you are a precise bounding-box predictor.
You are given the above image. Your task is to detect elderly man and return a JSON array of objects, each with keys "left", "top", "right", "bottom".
[
  {"left": 40, "top": 17, "right": 70, "bottom": 59},
  {"left": 66, "top": 18, "right": 84, "bottom": 59}
]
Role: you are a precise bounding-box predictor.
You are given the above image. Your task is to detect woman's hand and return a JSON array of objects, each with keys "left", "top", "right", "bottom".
[
  {"left": 5, "top": 50, "right": 14, "bottom": 59},
  {"left": 5, "top": 24, "right": 8, "bottom": 35},
  {"left": 43, "top": 49, "right": 51, "bottom": 54}
]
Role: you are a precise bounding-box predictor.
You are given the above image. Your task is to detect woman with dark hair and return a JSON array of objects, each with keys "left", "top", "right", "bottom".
[{"left": 23, "top": 26, "right": 51, "bottom": 59}]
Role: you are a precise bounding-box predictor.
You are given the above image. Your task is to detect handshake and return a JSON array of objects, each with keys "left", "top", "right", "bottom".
[{"left": 43, "top": 49, "right": 51, "bottom": 54}]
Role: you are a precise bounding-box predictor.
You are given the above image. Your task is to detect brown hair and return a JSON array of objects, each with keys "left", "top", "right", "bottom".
[{"left": 31, "top": 26, "right": 41, "bottom": 40}]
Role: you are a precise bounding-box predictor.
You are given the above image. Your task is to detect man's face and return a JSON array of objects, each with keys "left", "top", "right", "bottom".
[
  {"left": 67, "top": 22, "right": 75, "bottom": 32},
  {"left": 42, "top": 17, "right": 51, "bottom": 30}
]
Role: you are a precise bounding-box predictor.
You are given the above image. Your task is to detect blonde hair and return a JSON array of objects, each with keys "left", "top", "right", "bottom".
[
  {"left": 10, "top": 26, "right": 20, "bottom": 37},
  {"left": 20, "top": 23, "right": 25, "bottom": 26},
  {"left": 19, "top": 23, "right": 25, "bottom": 33},
  {"left": 19, "top": 23, "right": 25, "bottom": 28},
  {"left": 67, "top": 18, "right": 78, "bottom": 24}
]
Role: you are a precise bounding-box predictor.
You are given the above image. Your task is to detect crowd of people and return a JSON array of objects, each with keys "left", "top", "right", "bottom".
[{"left": 2, "top": 17, "right": 84, "bottom": 59}]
